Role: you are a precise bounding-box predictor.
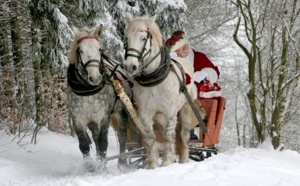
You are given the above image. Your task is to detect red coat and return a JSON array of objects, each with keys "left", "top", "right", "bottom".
[
  {"left": 193, "top": 50, "right": 220, "bottom": 76},
  {"left": 193, "top": 51, "right": 221, "bottom": 99}
]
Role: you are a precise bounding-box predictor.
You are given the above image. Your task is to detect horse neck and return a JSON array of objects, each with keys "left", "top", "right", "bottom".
[{"left": 142, "top": 44, "right": 162, "bottom": 74}]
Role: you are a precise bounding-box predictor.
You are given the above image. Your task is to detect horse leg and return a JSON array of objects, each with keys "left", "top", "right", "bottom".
[
  {"left": 72, "top": 120, "right": 96, "bottom": 172},
  {"left": 73, "top": 119, "right": 91, "bottom": 157},
  {"left": 161, "top": 116, "right": 177, "bottom": 167},
  {"left": 114, "top": 108, "right": 129, "bottom": 165},
  {"left": 141, "top": 116, "right": 158, "bottom": 169},
  {"left": 97, "top": 123, "right": 109, "bottom": 160},
  {"left": 178, "top": 103, "right": 192, "bottom": 163},
  {"left": 86, "top": 119, "right": 109, "bottom": 161},
  {"left": 87, "top": 122, "right": 100, "bottom": 157}
]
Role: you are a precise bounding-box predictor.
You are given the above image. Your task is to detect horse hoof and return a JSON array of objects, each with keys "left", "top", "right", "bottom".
[
  {"left": 118, "top": 157, "right": 128, "bottom": 166},
  {"left": 83, "top": 156, "right": 97, "bottom": 172},
  {"left": 161, "top": 160, "right": 173, "bottom": 167},
  {"left": 147, "top": 162, "right": 159, "bottom": 169},
  {"left": 179, "top": 157, "right": 189, "bottom": 164}
]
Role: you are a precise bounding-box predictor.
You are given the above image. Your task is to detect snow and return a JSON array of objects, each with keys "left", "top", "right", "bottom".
[{"left": 1, "top": 127, "right": 300, "bottom": 186}]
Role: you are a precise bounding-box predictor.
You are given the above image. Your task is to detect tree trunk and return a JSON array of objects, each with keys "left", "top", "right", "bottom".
[
  {"left": 10, "top": 1, "right": 24, "bottom": 80},
  {"left": 9, "top": 1, "right": 25, "bottom": 134},
  {"left": 0, "top": 22, "right": 16, "bottom": 110},
  {"left": 270, "top": 0, "right": 289, "bottom": 149},
  {"left": 0, "top": 19, "right": 17, "bottom": 134},
  {"left": 40, "top": 25, "right": 51, "bottom": 78}
]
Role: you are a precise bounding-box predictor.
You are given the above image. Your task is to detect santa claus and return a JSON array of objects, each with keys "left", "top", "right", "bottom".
[{"left": 166, "top": 30, "right": 222, "bottom": 99}]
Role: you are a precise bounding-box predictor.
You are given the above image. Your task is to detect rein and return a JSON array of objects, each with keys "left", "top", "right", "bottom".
[
  {"left": 101, "top": 53, "right": 129, "bottom": 81},
  {"left": 170, "top": 59, "right": 210, "bottom": 137}
]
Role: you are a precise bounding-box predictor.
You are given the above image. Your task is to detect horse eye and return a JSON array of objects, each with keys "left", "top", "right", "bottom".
[{"left": 78, "top": 49, "right": 83, "bottom": 53}]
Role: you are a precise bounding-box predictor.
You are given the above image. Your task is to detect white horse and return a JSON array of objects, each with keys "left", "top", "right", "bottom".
[{"left": 124, "top": 12, "right": 194, "bottom": 169}]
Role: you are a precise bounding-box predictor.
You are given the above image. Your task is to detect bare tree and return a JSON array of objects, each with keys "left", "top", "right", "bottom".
[
  {"left": 232, "top": 0, "right": 300, "bottom": 149},
  {"left": 185, "top": 0, "right": 236, "bottom": 53}
]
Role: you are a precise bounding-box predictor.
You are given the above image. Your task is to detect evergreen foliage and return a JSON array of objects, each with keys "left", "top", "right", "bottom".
[{"left": 0, "top": 0, "right": 187, "bottom": 134}]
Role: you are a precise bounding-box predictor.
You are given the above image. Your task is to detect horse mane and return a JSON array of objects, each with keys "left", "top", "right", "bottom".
[
  {"left": 125, "top": 15, "right": 163, "bottom": 48},
  {"left": 69, "top": 26, "right": 99, "bottom": 64}
]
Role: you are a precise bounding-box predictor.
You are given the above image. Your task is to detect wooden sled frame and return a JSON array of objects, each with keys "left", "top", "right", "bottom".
[{"left": 189, "top": 97, "right": 226, "bottom": 161}]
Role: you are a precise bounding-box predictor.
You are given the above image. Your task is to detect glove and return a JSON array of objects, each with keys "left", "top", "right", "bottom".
[
  {"left": 170, "top": 51, "right": 177, "bottom": 58},
  {"left": 185, "top": 73, "right": 191, "bottom": 85},
  {"left": 193, "top": 71, "right": 208, "bottom": 83}
]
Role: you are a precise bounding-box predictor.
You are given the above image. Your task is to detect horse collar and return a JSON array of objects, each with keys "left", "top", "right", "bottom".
[
  {"left": 134, "top": 46, "right": 171, "bottom": 87},
  {"left": 67, "top": 64, "right": 106, "bottom": 96}
]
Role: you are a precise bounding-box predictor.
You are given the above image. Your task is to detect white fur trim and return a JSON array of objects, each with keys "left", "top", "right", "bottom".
[
  {"left": 200, "top": 67, "right": 218, "bottom": 83},
  {"left": 170, "top": 51, "right": 177, "bottom": 58},
  {"left": 199, "top": 90, "right": 222, "bottom": 98},
  {"left": 193, "top": 84, "right": 197, "bottom": 99},
  {"left": 193, "top": 71, "right": 208, "bottom": 83},
  {"left": 170, "top": 37, "right": 188, "bottom": 52}
]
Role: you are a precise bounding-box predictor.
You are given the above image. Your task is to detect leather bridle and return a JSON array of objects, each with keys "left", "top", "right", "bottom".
[
  {"left": 76, "top": 35, "right": 104, "bottom": 75},
  {"left": 125, "top": 29, "right": 162, "bottom": 76}
]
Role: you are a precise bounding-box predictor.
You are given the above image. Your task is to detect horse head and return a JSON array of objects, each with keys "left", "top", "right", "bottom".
[
  {"left": 69, "top": 25, "right": 104, "bottom": 86},
  {"left": 124, "top": 12, "right": 163, "bottom": 76}
]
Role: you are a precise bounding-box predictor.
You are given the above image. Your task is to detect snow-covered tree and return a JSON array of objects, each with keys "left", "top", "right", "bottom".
[
  {"left": 232, "top": 0, "right": 300, "bottom": 149},
  {"left": 0, "top": 0, "right": 188, "bottom": 135}
]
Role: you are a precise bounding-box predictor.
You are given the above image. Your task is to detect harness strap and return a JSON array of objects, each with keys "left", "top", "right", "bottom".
[
  {"left": 134, "top": 46, "right": 171, "bottom": 87},
  {"left": 142, "top": 47, "right": 162, "bottom": 70},
  {"left": 101, "top": 53, "right": 133, "bottom": 86},
  {"left": 103, "top": 79, "right": 120, "bottom": 115},
  {"left": 171, "top": 59, "right": 208, "bottom": 134},
  {"left": 125, "top": 30, "right": 152, "bottom": 69}
]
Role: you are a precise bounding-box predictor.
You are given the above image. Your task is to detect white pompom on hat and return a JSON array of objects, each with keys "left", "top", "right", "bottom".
[{"left": 165, "top": 30, "right": 188, "bottom": 52}]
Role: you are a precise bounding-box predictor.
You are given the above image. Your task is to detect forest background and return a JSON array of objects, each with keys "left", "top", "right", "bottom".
[{"left": 0, "top": 0, "right": 299, "bottom": 152}]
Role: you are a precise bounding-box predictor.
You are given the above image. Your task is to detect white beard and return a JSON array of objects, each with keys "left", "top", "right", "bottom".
[
  {"left": 185, "top": 47, "right": 196, "bottom": 99},
  {"left": 185, "top": 47, "right": 194, "bottom": 65}
]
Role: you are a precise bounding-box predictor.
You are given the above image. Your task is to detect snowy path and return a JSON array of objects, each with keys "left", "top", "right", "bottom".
[{"left": 0, "top": 127, "right": 300, "bottom": 186}]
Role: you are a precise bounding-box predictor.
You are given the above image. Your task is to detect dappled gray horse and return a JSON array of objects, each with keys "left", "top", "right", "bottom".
[{"left": 67, "top": 25, "right": 128, "bottom": 168}]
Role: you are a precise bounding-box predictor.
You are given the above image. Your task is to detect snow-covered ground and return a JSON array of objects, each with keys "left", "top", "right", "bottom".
[{"left": 1, "top": 127, "right": 300, "bottom": 186}]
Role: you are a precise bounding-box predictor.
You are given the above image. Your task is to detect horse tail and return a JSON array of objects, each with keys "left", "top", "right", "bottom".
[
  {"left": 110, "top": 115, "right": 119, "bottom": 132},
  {"left": 175, "top": 114, "right": 183, "bottom": 156}
]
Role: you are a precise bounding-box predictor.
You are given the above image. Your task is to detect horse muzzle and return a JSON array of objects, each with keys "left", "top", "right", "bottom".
[
  {"left": 88, "top": 74, "right": 102, "bottom": 86},
  {"left": 124, "top": 62, "right": 140, "bottom": 76}
]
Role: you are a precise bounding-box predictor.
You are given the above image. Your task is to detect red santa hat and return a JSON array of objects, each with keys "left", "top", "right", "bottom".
[{"left": 165, "top": 30, "right": 188, "bottom": 52}]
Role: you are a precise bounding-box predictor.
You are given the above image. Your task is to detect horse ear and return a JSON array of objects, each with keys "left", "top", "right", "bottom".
[
  {"left": 125, "top": 12, "right": 133, "bottom": 22},
  {"left": 72, "top": 26, "right": 79, "bottom": 35},
  {"left": 94, "top": 24, "right": 103, "bottom": 38},
  {"left": 145, "top": 14, "right": 157, "bottom": 27}
]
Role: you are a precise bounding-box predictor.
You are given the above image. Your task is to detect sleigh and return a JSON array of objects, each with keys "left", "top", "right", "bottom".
[
  {"left": 188, "top": 97, "right": 226, "bottom": 161},
  {"left": 119, "top": 94, "right": 226, "bottom": 167}
]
